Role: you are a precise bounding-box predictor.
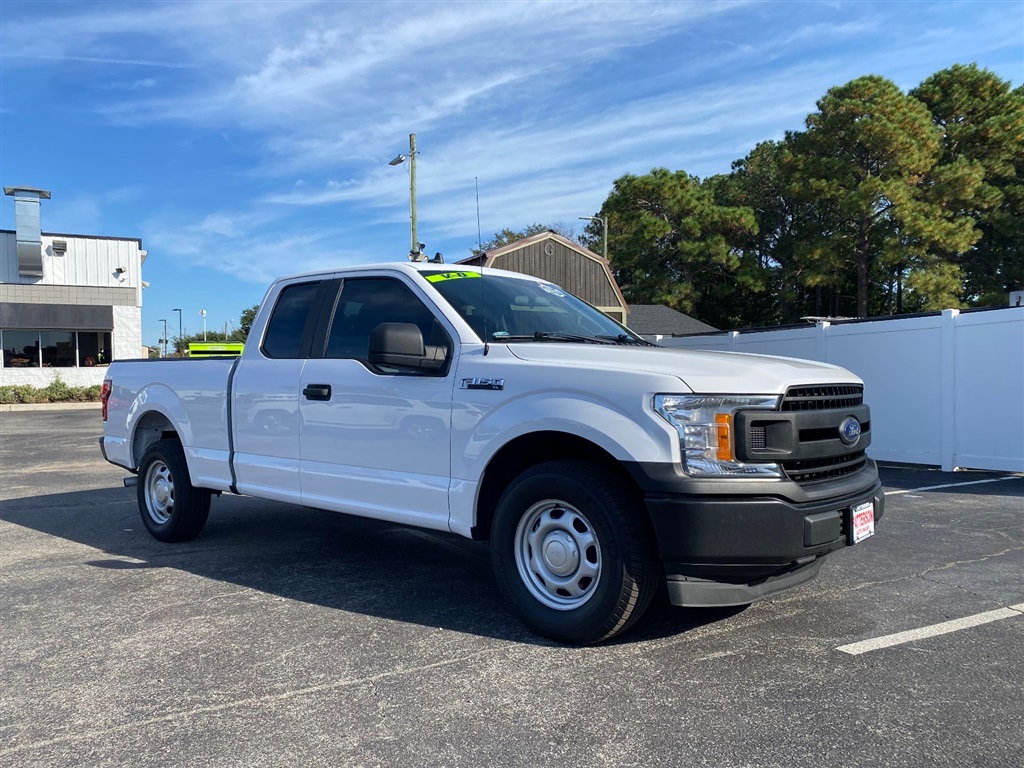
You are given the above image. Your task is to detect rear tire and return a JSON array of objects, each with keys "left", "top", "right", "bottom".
[
  {"left": 137, "top": 439, "right": 211, "bottom": 542},
  {"left": 491, "top": 460, "right": 659, "bottom": 644}
]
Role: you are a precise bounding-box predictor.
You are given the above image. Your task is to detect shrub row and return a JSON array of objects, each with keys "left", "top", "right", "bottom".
[{"left": 0, "top": 377, "right": 102, "bottom": 404}]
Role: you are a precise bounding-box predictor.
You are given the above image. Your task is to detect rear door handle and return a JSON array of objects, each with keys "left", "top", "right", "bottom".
[{"left": 303, "top": 384, "right": 331, "bottom": 401}]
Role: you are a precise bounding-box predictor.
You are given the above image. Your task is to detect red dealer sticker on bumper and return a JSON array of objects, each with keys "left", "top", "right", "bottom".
[{"left": 850, "top": 501, "right": 875, "bottom": 544}]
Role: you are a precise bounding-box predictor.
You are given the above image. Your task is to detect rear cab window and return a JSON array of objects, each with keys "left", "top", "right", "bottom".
[{"left": 261, "top": 281, "right": 324, "bottom": 359}]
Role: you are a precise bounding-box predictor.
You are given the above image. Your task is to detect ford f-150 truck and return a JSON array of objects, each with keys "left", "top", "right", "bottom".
[{"left": 100, "top": 261, "right": 883, "bottom": 644}]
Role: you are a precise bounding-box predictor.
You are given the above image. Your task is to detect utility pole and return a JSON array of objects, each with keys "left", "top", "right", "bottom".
[
  {"left": 199, "top": 309, "right": 207, "bottom": 341},
  {"left": 409, "top": 133, "right": 418, "bottom": 260},
  {"left": 389, "top": 133, "right": 422, "bottom": 261},
  {"left": 160, "top": 318, "right": 168, "bottom": 357}
]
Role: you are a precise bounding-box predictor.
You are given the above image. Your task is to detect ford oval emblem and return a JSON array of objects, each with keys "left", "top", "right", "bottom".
[{"left": 839, "top": 416, "right": 862, "bottom": 446}]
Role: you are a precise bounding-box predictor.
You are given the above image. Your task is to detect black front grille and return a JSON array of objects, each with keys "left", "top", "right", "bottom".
[
  {"left": 781, "top": 385, "right": 863, "bottom": 412},
  {"left": 782, "top": 451, "right": 867, "bottom": 484}
]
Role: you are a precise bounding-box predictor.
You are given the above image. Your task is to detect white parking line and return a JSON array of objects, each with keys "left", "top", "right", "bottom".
[
  {"left": 837, "top": 603, "right": 1024, "bottom": 655},
  {"left": 886, "top": 476, "right": 1024, "bottom": 496}
]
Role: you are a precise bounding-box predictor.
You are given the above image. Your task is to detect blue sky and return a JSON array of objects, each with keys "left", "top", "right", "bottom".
[{"left": 1, "top": 0, "right": 1021, "bottom": 347}]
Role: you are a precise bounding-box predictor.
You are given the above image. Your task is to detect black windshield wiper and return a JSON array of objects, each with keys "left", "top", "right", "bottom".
[
  {"left": 491, "top": 332, "right": 615, "bottom": 344},
  {"left": 598, "top": 334, "right": 660, "bottom": 347}
]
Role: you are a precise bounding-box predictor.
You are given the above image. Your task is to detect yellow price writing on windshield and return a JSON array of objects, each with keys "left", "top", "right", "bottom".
[{"left": 424, "top": 271, "right": 482, "bottom": 283}]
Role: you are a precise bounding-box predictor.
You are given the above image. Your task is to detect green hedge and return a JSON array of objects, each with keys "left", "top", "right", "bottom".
[{"left": 0, "top": 376, "right": 102, "bottom": 404}]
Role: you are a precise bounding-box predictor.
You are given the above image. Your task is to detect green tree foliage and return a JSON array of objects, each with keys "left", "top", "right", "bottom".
[
  {"left": 600, "top": 168, "right": 756, "bottom": 325},
  {"left": 498, "top": 66, "right": 1019, "bottom": 328},
  {"left": 785, "top": 75, "right": 981, "bottom": 317},
  {"left": 911, "top": 65, "right": 1024, "bottom": 306},
  {"left": 708, "top": 140, "right": 812, "bottom": 324},
  {"left": 472, "top": 222, "right": 578, "bottom": 255},
  {"left": 239, "top": 304, "right": 259, "bottom": 340}
]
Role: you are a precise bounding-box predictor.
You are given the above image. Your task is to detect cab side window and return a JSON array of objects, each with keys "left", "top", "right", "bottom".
[
  {"left": 262, "top": 281, "right": 321, "bottom": 359},
  {"left": 325, "top": 278, "right": 450, "bottom": 371}
]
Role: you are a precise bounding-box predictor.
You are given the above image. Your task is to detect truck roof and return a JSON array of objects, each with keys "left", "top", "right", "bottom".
[{"left": 272, "top": 261, "right": 540, "bottom": 285}]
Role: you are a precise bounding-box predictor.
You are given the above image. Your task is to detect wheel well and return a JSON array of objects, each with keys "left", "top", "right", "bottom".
[
  {"left": 471, "top": 431, "right": 641, "bottom": 541},
  {"left": 132, "top": 411, "right": 179, "bottom": 468}
]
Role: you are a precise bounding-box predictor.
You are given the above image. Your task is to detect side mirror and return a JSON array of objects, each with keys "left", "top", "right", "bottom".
[{"left": 368, "top": 323, "right": 446, "bottom": 371}]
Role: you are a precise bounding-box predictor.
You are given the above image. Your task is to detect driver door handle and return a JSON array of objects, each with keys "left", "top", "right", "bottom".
[{"left": 303, "top": 384, "right": 331, "bottom": 401}]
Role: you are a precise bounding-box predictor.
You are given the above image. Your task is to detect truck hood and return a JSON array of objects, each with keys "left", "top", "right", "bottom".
[{"left": 505, "top": 344, "right": 857, "bottom": 394}]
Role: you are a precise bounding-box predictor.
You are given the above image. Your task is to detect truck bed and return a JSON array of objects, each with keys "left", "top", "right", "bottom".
[{"left": 101, "top": 356, "right": 238, "bottom": 491}]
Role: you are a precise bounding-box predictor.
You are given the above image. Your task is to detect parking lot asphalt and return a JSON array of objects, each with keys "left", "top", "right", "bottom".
[{"left": 1, "top": 408, "right": 1022, "bottom": 767}]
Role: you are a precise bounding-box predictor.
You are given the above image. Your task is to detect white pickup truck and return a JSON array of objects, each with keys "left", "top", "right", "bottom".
[{"left": 100, "top": 261, "right": 883, "bottom": 644}]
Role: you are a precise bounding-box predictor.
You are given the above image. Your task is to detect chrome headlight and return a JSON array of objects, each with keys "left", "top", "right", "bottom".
[{"left": 654, "top": 394, "right": 782, "bottom": 477}]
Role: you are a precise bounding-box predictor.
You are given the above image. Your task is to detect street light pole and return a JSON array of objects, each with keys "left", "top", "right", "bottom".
[
  {"left": 409, "top": 133, "right": 418, "bottom": 260},
  {"left": 172, "top": 308, "right": 182, "bottom": 355},
  {"left": 199, "top": 309, "right": 207, "bottom": 341},
  {"left": 160, "top": 318, "right": 168, "bottom": 357},
  {"left": 389, "top": 133, "right": 421, "bottom": 261},
  {"left": 579, "top": 215, "right": 608, "bottom": 261}
]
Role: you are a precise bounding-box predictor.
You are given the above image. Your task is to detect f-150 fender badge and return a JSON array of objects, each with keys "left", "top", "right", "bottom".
[{"left": 461, "top": 377, "right": 505, "bottom": 391}]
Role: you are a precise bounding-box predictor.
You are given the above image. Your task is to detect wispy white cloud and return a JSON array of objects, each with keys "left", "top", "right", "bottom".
[
  {"left": 4, "top": 0, "right": 1020, "bottom": 291},
  {"left": 45, "top": 186, "right": 149, "bottom": 236},
  {"left": 53, "top": 196, "right": 102, "bottom": 235},
  {"left": 143, "top": 209, "right": 371, "bottom": 284},
  {"left": 6, "top": 54, "right": 194, "bottom": 69},
  {"left": 778, "top": 21, "right": 877, "bottom": 46},
  {"left": 87, "top": 2, "right": 752, "bottom": 135}
]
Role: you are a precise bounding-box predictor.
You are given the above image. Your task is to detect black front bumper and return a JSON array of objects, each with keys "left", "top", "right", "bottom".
[{"left": 635, "top": 464, "right": 884, "bottom": 607}]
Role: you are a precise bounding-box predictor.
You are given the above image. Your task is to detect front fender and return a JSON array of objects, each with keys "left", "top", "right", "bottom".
[{"left": 454, "top": 389, "right": 676, "bottom": 481}]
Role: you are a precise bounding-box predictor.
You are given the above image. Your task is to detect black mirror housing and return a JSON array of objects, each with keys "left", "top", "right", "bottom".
[{"left": 368, "top": 323, "right": 446, "bottom": 371}]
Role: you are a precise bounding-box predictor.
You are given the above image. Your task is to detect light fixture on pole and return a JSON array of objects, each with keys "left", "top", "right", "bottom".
[
  {"left": 199, "top": 309, "right": 207, "bottom": 341},
  {"left": 389, "top": 133, "right": 423, "bottom": 261},
  {"left": 579, "top": 215, "right": 608, "bottom": 261},
  {"left": 160, "top": 318, "right": 168, "bottom": 357},
  {"left": 172, "top": 308, "right": 183, "bottom": 355}
]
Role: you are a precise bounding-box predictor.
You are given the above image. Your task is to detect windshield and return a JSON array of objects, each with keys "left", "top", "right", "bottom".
[{"left": 425, "top": 270, "right": 649, "bottom": 344}]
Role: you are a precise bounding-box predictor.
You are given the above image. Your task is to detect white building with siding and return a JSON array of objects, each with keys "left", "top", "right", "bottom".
[{"left": 1, "top": 186, "right": 146, "bottom": 388}]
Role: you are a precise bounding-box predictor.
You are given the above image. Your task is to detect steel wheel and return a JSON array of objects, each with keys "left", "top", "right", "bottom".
[
  {"left": 514, "top": 499, "right": 602, "bottom": 610},
  {"left": 136, "top": 439, "right": 211, "bottom": 542},
  {"left": 491, "top": 460, "right": 660, "bottom": 644},
  {"left": 144, "top": 459, "right": 175, "bottom": 525}
]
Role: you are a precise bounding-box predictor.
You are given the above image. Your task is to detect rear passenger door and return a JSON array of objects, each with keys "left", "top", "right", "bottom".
[{"left": 298, "top": 275, "right": 456, "bottom": 530}]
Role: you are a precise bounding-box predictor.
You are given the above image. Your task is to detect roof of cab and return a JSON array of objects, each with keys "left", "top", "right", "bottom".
[{"left": 272, "top": 260, "right": 547, "bottom": 284}]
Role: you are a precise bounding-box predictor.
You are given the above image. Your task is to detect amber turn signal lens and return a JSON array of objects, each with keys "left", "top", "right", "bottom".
[{"left": 715, "top": 413, "right": 733, "bottom": 461}]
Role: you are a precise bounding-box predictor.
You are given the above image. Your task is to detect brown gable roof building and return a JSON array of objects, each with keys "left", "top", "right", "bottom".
[{"left": 457, "top": 230, "right": 629, "bottom": 324}]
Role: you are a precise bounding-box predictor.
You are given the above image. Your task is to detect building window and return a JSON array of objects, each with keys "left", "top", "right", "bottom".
[
  {"left": 41, "top": 331, "right": 76, "bottom": 367},
  {"left": 1, "top": 330, "right": 112, "bottom": 368},
  {"left": 2, "top": 330, "right": 40, "bottom": 368},
  {"left": 77, "top": 331, "right": 112, "bottom": 367}
]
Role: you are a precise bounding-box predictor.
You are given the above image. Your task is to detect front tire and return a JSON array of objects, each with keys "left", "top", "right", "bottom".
[
  {"left": 491, "top": 460, "right": 659, "bottom": 644},
  {"left": 137, "top": 439, "right": 211, "bottom": 542}
]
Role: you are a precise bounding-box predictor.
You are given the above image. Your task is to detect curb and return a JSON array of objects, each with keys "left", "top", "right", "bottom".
[{"left": 0, "top": 402, "right": 101, "bottom": 412}]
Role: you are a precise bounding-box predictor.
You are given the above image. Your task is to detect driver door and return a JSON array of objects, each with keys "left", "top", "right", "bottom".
[{"left": 298, "top": 276, "right": 456, "bottom": 531}]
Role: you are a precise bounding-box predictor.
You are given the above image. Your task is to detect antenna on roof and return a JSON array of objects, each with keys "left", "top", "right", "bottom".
[{"left": 475, "top": 177, "right": 483, "bottom": 255}]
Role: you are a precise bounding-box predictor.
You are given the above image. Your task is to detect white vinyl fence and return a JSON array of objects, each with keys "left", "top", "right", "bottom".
[{"left": 653, "top": 307, "right": 1024, "bottom": 473}]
